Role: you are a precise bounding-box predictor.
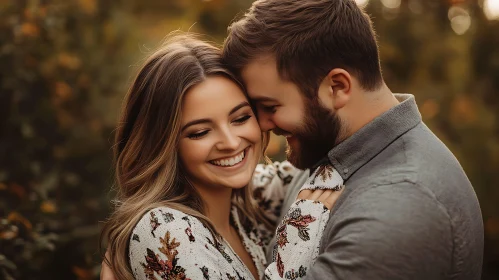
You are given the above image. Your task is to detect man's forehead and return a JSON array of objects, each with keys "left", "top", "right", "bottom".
[
  {"left": 241, "top": 56, "right": 279, "bottom": 98},
  {"left": 241, "top": 55, "right": 276, "bottom": 78}
]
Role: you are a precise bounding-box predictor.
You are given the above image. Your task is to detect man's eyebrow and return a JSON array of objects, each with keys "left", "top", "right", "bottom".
[
  {"left": 181, "top": 102, "right": 251, "bottom": 132},
  {"left": 251, "top": 96, "right": 278, "bottom": 102}
]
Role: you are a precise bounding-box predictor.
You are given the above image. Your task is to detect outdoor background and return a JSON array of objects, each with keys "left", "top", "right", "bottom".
[{"left": 1, "top": 0, "right": 498, "bottom": 279}]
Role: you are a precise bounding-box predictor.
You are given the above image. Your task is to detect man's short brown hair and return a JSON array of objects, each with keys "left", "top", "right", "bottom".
[{"left": 222, "top": 0, "right": 383, "bottom": 98}]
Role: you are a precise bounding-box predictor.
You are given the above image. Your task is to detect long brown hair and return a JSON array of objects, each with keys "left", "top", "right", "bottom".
[{"left": 101, "top": 34, "right": 269, "bottom": 280}]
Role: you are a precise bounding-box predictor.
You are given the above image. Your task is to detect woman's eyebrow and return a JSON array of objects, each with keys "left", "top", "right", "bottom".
[
  {"left": 229, "top": 101, "right": 250, "bottom": 116},
  {"left": 181, "top": 118, "right": 211, "bottom": 132}
]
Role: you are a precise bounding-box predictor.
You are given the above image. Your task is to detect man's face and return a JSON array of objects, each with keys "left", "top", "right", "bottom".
[{"left": 241, "top": 57, "right": 342, "bottom": 169}]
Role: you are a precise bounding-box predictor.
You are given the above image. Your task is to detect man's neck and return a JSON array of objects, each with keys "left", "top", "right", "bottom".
[{"left": 343, "top": 83, "right": 399, "bottom": 139}]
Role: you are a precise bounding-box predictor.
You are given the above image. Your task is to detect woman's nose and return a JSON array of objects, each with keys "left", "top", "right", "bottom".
[{"left": 216, "top": 128, "right": 241, "bottom": 151}]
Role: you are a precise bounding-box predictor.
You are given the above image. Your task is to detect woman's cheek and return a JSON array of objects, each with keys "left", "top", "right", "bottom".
[{"left": 248, "top": 119, "right": 263, "bottom": 142}]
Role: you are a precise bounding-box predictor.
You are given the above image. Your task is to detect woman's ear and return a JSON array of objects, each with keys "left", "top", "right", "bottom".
[{"left": 317, "top": 68, "right": 352, "bottom": 110}]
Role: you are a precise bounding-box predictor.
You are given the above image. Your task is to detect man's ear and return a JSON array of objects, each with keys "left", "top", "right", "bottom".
[{"left": 317, "top": 68, "right": 352, "bottom": 110}]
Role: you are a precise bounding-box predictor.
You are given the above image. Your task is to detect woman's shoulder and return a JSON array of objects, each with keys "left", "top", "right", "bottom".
[
  {"left": 131, "top": 206, "right": 211, "bottom": 243},
  {"left": 253, "top": 160, "right": 301, "bottom": 187},
  {"left": 128, "top": 207, "right": 225, "bottom": 279}
]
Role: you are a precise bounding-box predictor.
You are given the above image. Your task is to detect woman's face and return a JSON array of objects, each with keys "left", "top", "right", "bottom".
[{"left": 178, "top": 75, "right": 262, "bottom": 194}]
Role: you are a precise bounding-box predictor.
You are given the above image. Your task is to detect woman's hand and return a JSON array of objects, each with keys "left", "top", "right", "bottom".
[
  {"left": 297, "top": 187, "right": 344, "bottom": 210},
  {"left": 100, "top": 250, "right": 116, "bottom": 280}
]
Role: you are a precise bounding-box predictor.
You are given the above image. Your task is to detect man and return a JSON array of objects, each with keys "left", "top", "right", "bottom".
[{"left": 221, "top": 0, "right": 483, "bottom": 279}]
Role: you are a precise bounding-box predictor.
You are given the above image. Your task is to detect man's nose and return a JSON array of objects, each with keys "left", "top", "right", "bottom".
[{"left": 257, "top": 116, "right": 276, "bottom": 132}]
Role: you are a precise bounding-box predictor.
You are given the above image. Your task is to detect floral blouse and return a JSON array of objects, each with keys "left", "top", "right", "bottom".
[{"left": 128, "top": 161, "right": 344, "bottom": 280}]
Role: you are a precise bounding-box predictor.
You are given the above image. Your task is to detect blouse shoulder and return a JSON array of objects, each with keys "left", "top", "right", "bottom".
[
  {"left": 131, "top": 206, "right": 209, "bottom": 241},
  {"left": 252, "top": 161, "right": 300, "bottom": 188},
  {"left": 128, "top": 207, "right": 219, "bottom": 279}
]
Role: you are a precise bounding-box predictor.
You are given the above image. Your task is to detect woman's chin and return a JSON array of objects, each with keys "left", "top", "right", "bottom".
[{"left": 225, "top": 172, "right": 253, "bottom": 190}]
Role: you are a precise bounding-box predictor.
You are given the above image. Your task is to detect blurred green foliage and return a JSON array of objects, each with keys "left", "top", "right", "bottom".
[
  {"left": 0, "top": 0, "right": 129, "bottom": 279},
  {"left": 0, "top": 0, "right": 498, "bottom": 279}
]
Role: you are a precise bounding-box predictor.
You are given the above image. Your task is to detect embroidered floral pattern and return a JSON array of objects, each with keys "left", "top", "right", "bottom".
[
  {"left": 130, "top": 161, "right": 339, "bottom": 280},
  {"left": 160, "top": 210, "right": 175, "bottom": 223},
  {"left": 181, "top": 216, "right": 191, "bottom": 227},
  {"left": 200, "top": 266, "right": 209, "bottom": 280},
  {"left": 310, "top": 164, "right": 334, "bottom": 184},
  {"left": 276, "top": 206, "right": 317, "bottom": 249},
  {"left": 264, "top": 163, "right": 345, "bottom": 279},
  {"left": 133, "top": 234, "right": 140, "bottom": 242},
  {"left": 206, "top": 237, "right": 233, "bottom": 263},
  {"left": 284, "top": 266, "right": 307, "bottom": 280},
  {"left": 277, "top": 165, "right": 294, "bottom": 185},
  {"left": 132, "top": 207, "right": 261, "bottom": 279},
  {"left": 149, "top": 212, "right": 161, "bottom": 238},
  {"left": 251, "top": 161, "right": 300, "bottom": 246},
  {"left": 276, "top": 252, "right": 284, "bottom": 277},
  {"left": 140, "top": 231, "right": 189, "bottom": 280},
  {"left": 300, "top": 162, "right": 344, "bottom": 192},
  {"left": 184, "top": 227, "right": 195, "bottom": 242}
]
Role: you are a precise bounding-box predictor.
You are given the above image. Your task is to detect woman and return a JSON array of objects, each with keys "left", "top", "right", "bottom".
[{"left": 101, "top": 34, "right": 344, "bottom": 280}]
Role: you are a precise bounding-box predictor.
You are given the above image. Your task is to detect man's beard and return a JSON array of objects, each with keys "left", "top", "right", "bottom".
[{"left": 285, "top": 99, "right": 343, "bottom": 169}]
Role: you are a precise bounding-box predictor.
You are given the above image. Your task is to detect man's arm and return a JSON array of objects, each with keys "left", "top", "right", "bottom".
[{"left": 305, "top": 182, "right": 453, "bottom": 280}]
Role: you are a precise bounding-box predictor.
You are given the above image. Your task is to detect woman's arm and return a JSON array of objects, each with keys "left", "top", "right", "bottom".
[
  {"left": 264, "top": 164, "right": 344, "bottom": 279},
  {"left": 263, "top": 196, "right": 336, "bottom": 279}
]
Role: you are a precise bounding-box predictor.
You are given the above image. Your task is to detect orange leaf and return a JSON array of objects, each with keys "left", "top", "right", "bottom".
[
  {"left": 54, "top": 82, "right": 73, "bottom": 100},
  {"left": 7, "top": 212, "right": 32, "bottom": 231},
  {"left": 20, "top": 22, "right": 40, "bottom": 37},
  {"left": 0, "top": 229, "right": 18, "bottom": 240},
  {"left": 58, "top": 53, "right": 81, "bottom": 70},
  {"left": 40, "top": 201, "right": 57, "bottom": 214}
]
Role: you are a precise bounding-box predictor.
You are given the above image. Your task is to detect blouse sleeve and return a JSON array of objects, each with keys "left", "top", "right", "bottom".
[
  {"left": 251, "top": 161, "right": 300, "bottom": 226},
  {"left": 264, "top": 200, "right": 331, "bottom": 279},
  {"left": 264, "top": 163, "right": 344, "bottom": 279},
  {"left": 129, "top": 208, "right": 229, "bottom": 280}
]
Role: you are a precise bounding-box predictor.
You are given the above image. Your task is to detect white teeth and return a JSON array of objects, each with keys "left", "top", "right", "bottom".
[{"left": 212, "top": 151, "right": 245, "bottom": 167}]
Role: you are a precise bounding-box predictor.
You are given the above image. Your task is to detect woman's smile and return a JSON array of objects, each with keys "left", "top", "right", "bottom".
[{"left": 209, "top": 146, "right": 251, "bottom": 171}]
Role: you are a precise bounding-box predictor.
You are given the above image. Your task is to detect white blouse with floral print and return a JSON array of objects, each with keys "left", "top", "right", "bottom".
[{"left": 128, "top": 161, "right": 344, "bottom": 280}]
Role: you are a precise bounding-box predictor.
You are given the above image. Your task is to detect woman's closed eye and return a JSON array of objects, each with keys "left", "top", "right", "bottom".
[
  {"left": 233, "top": 115, "right": 252, "bottom": 124},
  {"left": 187, "top": 130, "right": 209, "bottom": 139},
  {"left": 186, "top": 114, "right": 252, "bottom": 139}
]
